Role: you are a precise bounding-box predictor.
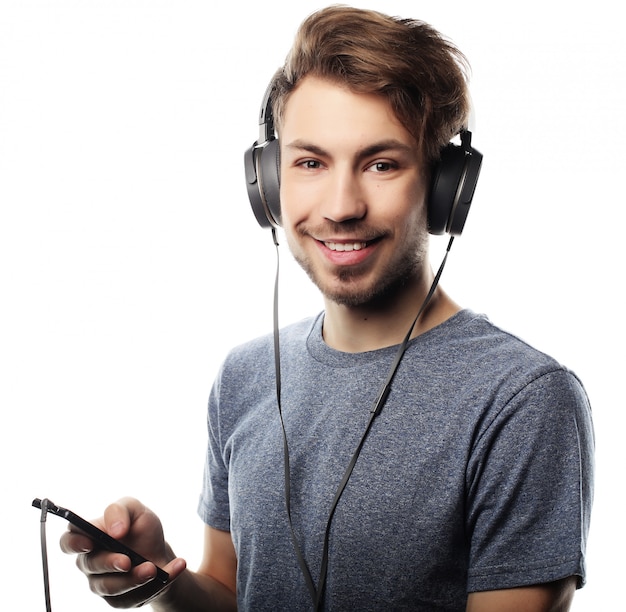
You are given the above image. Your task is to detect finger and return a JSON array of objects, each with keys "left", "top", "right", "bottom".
[
  {"left": 89, "top": 561, "right": 156, "bottom": 598},
  {"left": 103, "top": 498, "right": 141, "bottom": 540},
  {"left": 91, "top": 558, "right": 186, "bottom": 600},
  {"left": 76, "top": 550, "right": 132, "bottom": 577},
  {"left": 163, "top": 556, "right": 187, "bottom": 581},
  {"left": 60, "top": 529, "right": 94, "bottom": 555}
]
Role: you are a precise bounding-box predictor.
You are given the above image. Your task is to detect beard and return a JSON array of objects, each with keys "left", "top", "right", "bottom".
[{"left": 288, "top": 220, "right": 430, "bottom": 308}]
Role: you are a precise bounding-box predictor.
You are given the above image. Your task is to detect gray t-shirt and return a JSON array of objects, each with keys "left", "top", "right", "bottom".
[{"left": 198, "top": 310, "right": 594, "bottom": 611}]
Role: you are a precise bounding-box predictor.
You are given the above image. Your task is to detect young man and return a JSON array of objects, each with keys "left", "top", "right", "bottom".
[{"left": 61, "top": 6, "right": 594, "bottom": 611}]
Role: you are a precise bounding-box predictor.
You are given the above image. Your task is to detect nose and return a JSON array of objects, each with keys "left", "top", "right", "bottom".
[{"left": 320, "top": 167, "right": 367, "bottom": 223}]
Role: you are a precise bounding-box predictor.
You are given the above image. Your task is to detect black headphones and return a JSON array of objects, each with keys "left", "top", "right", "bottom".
[{"left": 244, "top": 78, "right": 483, "bottom": 235}]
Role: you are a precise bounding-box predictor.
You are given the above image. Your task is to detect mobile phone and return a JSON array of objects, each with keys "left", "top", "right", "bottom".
[{"left": 33, "top": 498, "right": 169, "bottom": 584}]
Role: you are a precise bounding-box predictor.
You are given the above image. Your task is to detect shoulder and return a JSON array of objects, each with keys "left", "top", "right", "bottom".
[
  {"left": 440, "top": 310, "right": 585, "bottom": 391},
  {"left": 451, "top": 314, "right": 594, "bottom": 492},
  {"left": 414, "top": 311, "right": 592, "bottom": 435},
  {"left": 444, "top": 310, "right": 560, "bottom": 365}
]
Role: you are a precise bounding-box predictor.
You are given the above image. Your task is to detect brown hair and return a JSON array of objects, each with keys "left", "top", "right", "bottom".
[{"left": 272, "top": 5, "right": 471, "bottom": 164}]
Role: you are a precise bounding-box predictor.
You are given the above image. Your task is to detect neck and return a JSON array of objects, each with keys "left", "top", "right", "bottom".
[{"left": 321, "top": 271, "right": 461, "bottom": 353}]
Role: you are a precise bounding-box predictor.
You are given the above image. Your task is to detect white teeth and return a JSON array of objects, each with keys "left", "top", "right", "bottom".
[{"left": 325, "top": 242, "right": 367, "bottom": 252}]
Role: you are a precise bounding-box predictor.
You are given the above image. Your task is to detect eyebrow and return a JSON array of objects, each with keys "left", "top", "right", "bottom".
[{"left": 284, "top": 138, "right": 417, "bottom": 160}]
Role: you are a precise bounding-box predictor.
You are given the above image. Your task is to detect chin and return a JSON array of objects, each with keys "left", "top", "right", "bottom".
[
  {"left": 321, "top": 272, "right": 419, "bottom": 309},
  {"left": 294, "top": 243, "right": 426, "bottom": 309}
]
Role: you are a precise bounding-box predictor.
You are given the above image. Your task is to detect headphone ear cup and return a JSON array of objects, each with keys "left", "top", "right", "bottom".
[
  {"left": 244, "top": 143, "right": 269, "bottom": 228},
  {"left": 258, "top": 137, "right": 282, "bottom": 227},
  {"left": 428, "top": 139, "right": 482, "bottom": 236},
  {"left": 428, "top": 143, "right": 466, "bottom": 235},
  {"left": 244, "top": 137, "right": 282, "bottom": 228}
]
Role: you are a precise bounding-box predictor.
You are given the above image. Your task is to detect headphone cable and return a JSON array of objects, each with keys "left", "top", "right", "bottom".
[
  {"left": 39, "top": 498, "right": 53, "bottom": 612},
  {"left": 271, "top": 230, "right": 454, "bottom": 610}
]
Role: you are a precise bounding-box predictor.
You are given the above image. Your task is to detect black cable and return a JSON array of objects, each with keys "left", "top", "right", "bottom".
[
  {"left": 39, "top": 498, "right": 53, "bottom": 612},
  {"left": 271, "top": 228, "right": 320, "bottom": 602}
]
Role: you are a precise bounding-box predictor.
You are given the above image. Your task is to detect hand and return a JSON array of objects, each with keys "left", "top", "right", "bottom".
[{"left": 60, "top": 497, "right": 187, "bottom": 608}]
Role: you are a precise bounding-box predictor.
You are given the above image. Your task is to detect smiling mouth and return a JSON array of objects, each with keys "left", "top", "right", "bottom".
[{"left": 324, "top": 241, "right": 368, "bottom": 252}]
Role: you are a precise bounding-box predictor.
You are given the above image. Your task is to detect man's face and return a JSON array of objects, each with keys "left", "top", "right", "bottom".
[{"left": 279, "top": 76, "right": 430, "bottom": 308}]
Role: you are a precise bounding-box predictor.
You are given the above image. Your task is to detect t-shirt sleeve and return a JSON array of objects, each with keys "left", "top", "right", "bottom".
[
  {"left": 465, "top": 368, "right": 594, "bottom": 592},
  {"left": 197, "top": 368, "right": 232, "bottom": 532}
]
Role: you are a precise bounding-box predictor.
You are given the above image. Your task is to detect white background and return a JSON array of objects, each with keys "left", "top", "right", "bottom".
[{"left": 1, "top": 1, "right": 623, "bottom": 609}]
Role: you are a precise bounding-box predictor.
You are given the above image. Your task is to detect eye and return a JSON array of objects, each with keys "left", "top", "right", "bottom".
[
  {"left": 367, "top": 160, "right": 397, "bottom": 173},
  {"left": 298, "top": 159, "right": 323, "bottom": 170}
]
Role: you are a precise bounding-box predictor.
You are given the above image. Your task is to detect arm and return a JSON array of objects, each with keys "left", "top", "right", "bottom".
[
  {"left": 60, "top": 499, "right": 237, "bottom": 611},
  {"left": 466, "top": 576, "right": 577, "bottom": 611}
]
